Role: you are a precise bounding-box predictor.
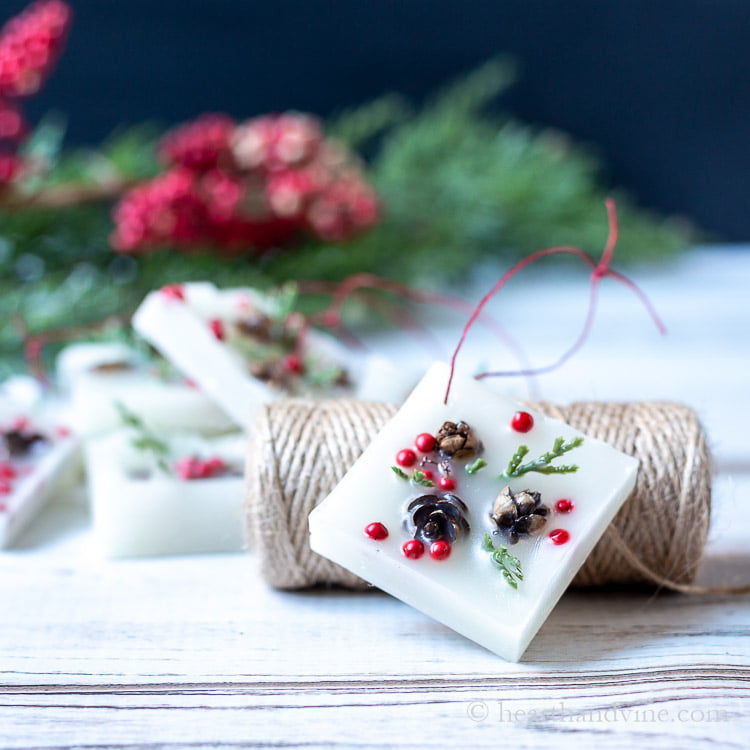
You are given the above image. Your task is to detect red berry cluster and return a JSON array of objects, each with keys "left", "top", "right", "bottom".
[
  {"left": 174, "top": 455, "right": 226, "bottom": 481},
  {"left": 0, "top": 461, "right": 17, "bottom": 499},
  {"left": 112, "top": 112, "right": 379, "bottom": 254},
  {"left": 0, "top": 1, "right": 71, "bottom": 185},
  {"left": 395, "top": 432, "right": 457, "bottom": 491}
]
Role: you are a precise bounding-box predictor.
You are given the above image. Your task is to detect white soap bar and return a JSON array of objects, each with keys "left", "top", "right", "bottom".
[
  {"left": 86, "top": 430, "right": 246, "bottom": 558},
  {"left": 309, "top": 362, "right": 638, "bottom": 661},
  {"left": 133, "top": 282, "right": 412, "bottom": 429},
  {"left": 0, "top": 402, "right": 79, "bottom": 548},
  {"left": 56, "top": 341, "right": 235, "bottom": 436}
]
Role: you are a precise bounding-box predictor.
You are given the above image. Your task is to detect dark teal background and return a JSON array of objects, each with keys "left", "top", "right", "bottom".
[{"left": 16, "top": 0, "right": 750, "bottom": 240}]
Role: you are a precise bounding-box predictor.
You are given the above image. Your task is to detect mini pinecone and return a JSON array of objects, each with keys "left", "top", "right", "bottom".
[
  {"left": 406, "top": 493, "right": 470, "bottom": 544},
  {"left": 490, "top": 486, "right": 549, "bottom": 544},
  {"left": 1, "top": 428, "right": 47, "bottom": 458},
  {"left": 434, "top": 421, "right": 480, "bottom": 458}
]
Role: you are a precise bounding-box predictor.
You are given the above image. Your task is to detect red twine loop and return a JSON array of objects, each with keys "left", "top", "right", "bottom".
[{"left": 444, "top": 199, "right": 667, "bottom": 404}]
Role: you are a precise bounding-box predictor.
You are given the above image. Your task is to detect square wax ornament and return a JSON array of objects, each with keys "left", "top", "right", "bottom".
[
  {"left": 309, "top": 362, "right": 639, "bottom": 661},
  {"left": 0, "top": 401, "right": 79, "bottom": 548},
  {"left": 133, "top": 282, "right": 369, "bottom": 431},
  {"left": 86, "top": 429, "right": 246, "bottom": 558},
  {"left": 56, "top": 341, "right": 235, "bottom": 437}
]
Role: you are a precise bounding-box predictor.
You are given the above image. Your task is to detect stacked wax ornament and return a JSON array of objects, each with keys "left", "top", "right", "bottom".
[{"left": 10, "top": 280, "right": 413, "bottom": 557}]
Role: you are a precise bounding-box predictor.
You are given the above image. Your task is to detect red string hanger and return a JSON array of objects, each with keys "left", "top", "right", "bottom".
[{"left": 444, "top": 199, "right": 667, "bottom": 404}]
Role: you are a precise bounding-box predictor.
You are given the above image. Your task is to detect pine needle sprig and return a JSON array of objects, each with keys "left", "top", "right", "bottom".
[
  {"left": 501, "top": 436, "right": 584, "bottom": 480},
  {"left": 115, "top": 401, "right": 171, "bottom": 474},
  {"left": 483, "top": 533, "right": 523, "bottom": 589}
]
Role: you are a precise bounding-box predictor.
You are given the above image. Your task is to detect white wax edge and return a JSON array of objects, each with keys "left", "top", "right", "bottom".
[
  {"left": 309, "top": 362, "right": 639, "bottom": 662},
  {"left": 0, "top": 435, "right": 80, "bottom": 548},
  {"left": 133, "top": 286, "right": 272, "bottom": 430},
  {"left": 85, "top": 431, "right": 246, "bottom": 558}
]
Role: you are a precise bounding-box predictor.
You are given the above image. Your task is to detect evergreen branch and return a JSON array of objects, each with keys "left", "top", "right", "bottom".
[
  {"left": 391, "top": 466, "right": 409, "bottom": 480},
  {"left": 465, "top": 458, "right": 487, "bottom": 475},
  {"left": 115, "top": 401, "right": 172, "bottom": 474},
  {"left": 500, "top": 436, "right": 584, "bottom": 479},
  {"left": 411, "top": 470, "right": 435, "bottom": 487},
  {"left": 483, "top": 533, "right": 523, "bottom": 589},
  {"left": 328, "top": 93, "right": 411, "bottom": 148},
  {"left": 390, "top": 465, "right": 435, "bottom": 487}
]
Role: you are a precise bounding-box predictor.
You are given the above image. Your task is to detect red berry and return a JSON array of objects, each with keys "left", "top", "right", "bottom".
[
  {"left": 548, "top": 528, "right": 570, "bottom": 545},
  {"left": 158, "top": 113, "right": 236, "bottom": 171},
  {"left": 438, "top": 476, "right": 456, "bottom": 491},
  {"left": 11, "top": 416, "right": 29, "bottom": 431},
  {"left": 0, "top": 480, "right": 12, "bottom": 495},
  {"left": 209, "top": 319, "right": 225, "bottom": 341},
  {"left": 429, "top": 540, "right": 451, "bottom": 560},
  {"left": 54, "top": 425, "right": 71, "bottom": 438},
  {"left": 175, "top": 456, "right": 202, "bottom": 480},
  {"left": 364, "top": 522, "right": 388, "bottom": 541},
  {"left": 402, "top": 539, "right": 424, "bottom": 560},
  {"left": 160, "top": 284, "right": 185, "bottom": 302},
  {"left": 555, "top": 499, "right": 574, "bottom": 513},
  {"left": 396, "top": 449, "right": 416, "bottom": 468},
  {"left": 0, "top": 463, "right": 16, "bottom": 480},
  {"left": 511, "top": 411, "right": 534, "bottom": 433},
  {"left": 283, "top": 353, "right": 305, "bottom": 375},
  {"left": 421, "top": 469, "right": 434, "bottom": 480},
  {"left": 414, "top": 433, "right": 436, "bottom": 453}
]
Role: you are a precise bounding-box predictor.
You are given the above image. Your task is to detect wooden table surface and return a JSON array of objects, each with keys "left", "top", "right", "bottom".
[{"left": 1, "top": 249, "right": 749, "bottom": 749}]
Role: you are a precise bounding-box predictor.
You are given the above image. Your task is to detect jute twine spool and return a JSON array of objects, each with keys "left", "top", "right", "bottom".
[{"left": 245, "top": 399, "right": 717, "bottom": 592}]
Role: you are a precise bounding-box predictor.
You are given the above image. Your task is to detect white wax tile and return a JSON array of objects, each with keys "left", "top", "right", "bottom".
[
  {"left": 56, "top": 342, "right": 235, "bottom": 436},
  {"left": 86, "top": 430, "right": 246, "bottom": 558},
  {"left": 309, "top": 362, "right": 638, "bottom": 661},
  {"left": 0, "top": 400, "right": 80, "bottom": 548},
  {"left": 133, "top": 283, "right": 359, "bottom": 430}
]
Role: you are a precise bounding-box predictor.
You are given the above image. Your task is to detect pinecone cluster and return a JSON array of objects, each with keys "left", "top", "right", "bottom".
[
  {"left": 112, "top": 112, "right": 379, "bottom": 254},
  {"left": 0, "top": 0, "right": 71, "bottom": 185},
  {"left": 435, "top": 421, "right": 480, "bottom": 459},
  {"left": 407, "top": 493, "right": 470, "bottom": 544},
  {"left": 490, "top": 486, "right": 549, "bottom": 544}
]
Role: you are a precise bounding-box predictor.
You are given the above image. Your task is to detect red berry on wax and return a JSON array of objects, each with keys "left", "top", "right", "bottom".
[
  {"left": 0, "top": 480, "right": 12, "bottom": 495},
  {"left": 555, "top": 499, "right": 574, "bottom": 514},
  {"left": 511, "top": 411, "right": 534, "bottom": 433},
  {"left": 283, "top": 353, "right": 305, "bottom": 375},
  {"left": 429, "top": 540, "right": 452, "bottom": 561},
  {"left": 402, "top": 539, "right": 425, "bottom": 559},
  {"left": 438, "top": 476, "right": 456, "bottom": 491},
  {"left": 414, "top": 433, "right": 436, "bottom": 453},
  {"left": 55, "top": 426, "right": 71, "bottom": 438},
  {"left": 0, "top": 464, "right": 16, "bottom": 480},
  {"left": 209, "top": 319, "right": 225, "bottom": 341},
  {"left": 364, "top": 522, "right": 389, "bottom": 541},
  {"left": 396, "top": 449, "right": 417, "bottom": 468},
  {"left": 160, "top": 284, "right": 185, "bottom": 302},
  {"left": 11, "top": 416, "right": 29, "bottom": 431},
  {"left": 421, "top": 470, "right": 434, "bottom": 480},
  {"left": 548, "top": 528, "right": 570, "bottom": 545}
]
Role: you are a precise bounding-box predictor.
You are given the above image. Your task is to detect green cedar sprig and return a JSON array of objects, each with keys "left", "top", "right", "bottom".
[
  {"left": 115, "top": 401, "right": 171, "bottom": 475},
  {"left": 500, "top": 436, "right": 584, "bottom": 480},
  {"left": 483, "top": 533, "right": 523, "bottom": 589},
  {"left": 465, "top": 457, "right": 487, "bottom": 475},
  {"left": 390, "top": 466, "right": 435, "bottom": 487}
]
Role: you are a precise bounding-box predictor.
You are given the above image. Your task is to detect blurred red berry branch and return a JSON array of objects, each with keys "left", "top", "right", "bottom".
[
  {"left": 110, "top": 112, "right": 380, "bottom": 255},
  {"left": 0, "top": 0, "right": 69, "bottom": 188}
]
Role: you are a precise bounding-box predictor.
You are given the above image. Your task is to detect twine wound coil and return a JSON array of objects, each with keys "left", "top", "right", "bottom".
[{"left": 245, "top": 399, "right": 713, "bottom": 592}]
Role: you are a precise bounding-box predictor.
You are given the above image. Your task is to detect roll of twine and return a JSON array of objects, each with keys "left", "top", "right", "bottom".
[{"left": 245, "top": 398, "right": 741, "bottom": 594}]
